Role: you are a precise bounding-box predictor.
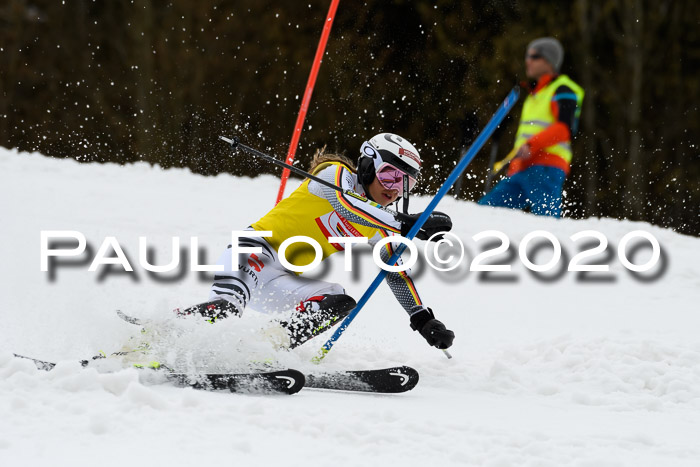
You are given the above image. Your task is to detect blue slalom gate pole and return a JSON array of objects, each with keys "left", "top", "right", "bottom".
[{"left": 313, "top": 86, "right": 521, "bottom": 363}]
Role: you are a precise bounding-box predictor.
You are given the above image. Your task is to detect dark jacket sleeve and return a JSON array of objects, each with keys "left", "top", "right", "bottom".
[{"left": 552, "top": 84, "right": 580, "bottom": 136}]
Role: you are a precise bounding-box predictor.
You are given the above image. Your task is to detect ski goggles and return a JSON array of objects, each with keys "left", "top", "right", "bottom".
[{"left": 375, "top": 163, "right": 417, "bottom": 192}]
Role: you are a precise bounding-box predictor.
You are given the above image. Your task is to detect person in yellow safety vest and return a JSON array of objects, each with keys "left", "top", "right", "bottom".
[{"left": 479, "top": 37, "right": 584, "bottom": 217}]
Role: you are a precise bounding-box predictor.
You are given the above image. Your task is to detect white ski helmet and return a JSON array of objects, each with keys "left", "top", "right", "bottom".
[{"left": 357, "top": 133, "right": 422, "bottom": 192}]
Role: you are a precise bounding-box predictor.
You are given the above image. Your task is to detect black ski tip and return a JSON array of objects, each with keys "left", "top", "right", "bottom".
[
  {"left": 277, "top": 368, "right": 305, "bottom": 395},
  {"left": 381, "top": 366, "right": 419, "bottom": 393}
]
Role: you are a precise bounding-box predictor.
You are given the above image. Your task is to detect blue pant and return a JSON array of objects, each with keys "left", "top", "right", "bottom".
[{"left": 478, "top": 165, "right": 566, "bottom": 217}]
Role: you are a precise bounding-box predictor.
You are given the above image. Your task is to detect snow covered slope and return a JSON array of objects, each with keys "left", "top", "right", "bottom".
[{"left": 1, "top": 148, "right": 699, "bottom": 466}]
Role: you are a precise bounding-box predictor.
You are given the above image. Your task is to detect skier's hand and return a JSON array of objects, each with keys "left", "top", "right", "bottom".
[
  {"left": 397, "top": 211, "right": 452, "bottom": 241},
  {"left": 409, "top": 306, "right": 455, "bottom": 349},
  {"left": 515, "top": 143, "right": 531, "bottom": 160}
]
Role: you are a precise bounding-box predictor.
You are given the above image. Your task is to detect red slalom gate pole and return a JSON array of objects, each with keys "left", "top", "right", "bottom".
[{"left": 275, "top": 0, "right": 340, "bottom": 204}]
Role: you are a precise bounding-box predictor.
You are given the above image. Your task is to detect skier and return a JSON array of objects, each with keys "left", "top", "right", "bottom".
[
  {"left": 175, "top": 133, "right": 455, "bottom": 351},
  {"left": 480, "top": 37, "right": 584, "bottom": 217}
]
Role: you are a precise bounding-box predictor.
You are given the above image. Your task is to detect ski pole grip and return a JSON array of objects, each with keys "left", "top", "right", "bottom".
[{"left": 219, "top": 135, "right": 240, "bottom": 151}]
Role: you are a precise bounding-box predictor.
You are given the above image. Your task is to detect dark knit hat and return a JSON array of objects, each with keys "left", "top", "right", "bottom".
[{"left": 527, "top": 37, "right": 564, "bottom": 72}]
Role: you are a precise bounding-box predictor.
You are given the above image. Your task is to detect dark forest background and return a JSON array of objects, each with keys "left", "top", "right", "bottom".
[{"left": 2, "top": 0, "right": 698, "bottom": 235}]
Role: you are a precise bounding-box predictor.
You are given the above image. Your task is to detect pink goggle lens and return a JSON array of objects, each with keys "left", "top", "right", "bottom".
[{"left": 376, "top": 165, "right": 417, "bottom": 192}]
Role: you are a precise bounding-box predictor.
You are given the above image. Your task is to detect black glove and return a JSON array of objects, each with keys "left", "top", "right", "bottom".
[
  {"left": 409, "top": 306, "right": 455, "bottom": 349},
  {"left": 397, "top": 211, "right": 452, "bottom": 241}
]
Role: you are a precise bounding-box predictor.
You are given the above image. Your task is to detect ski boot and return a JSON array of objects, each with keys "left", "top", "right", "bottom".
[
  {"left": 174, "top": 298, "right": 242, "bottom": 323},
  {"left": 278, "top": 294, "right": 356, "bottom": 349}
]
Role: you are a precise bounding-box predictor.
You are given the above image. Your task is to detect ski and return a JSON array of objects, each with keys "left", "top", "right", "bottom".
[
  {"left": 115, "top": 312, "right": 420, "bottom": 393},
  {"left": 306, "top": 365, "right": 419, "bottom": 393},
  {"left": 162, "top": 369, "right": 305, "bottom": 395},
  {"left": 12, "top": 354, "right": 305, "bottom": 395}
]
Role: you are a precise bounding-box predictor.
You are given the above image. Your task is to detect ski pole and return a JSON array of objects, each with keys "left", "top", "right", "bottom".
[
  {"left": 484, "top": 141, "right": 500, "bottom": 193},
  {"left": 491, "top": 146, "right": 519, "bottom": 174},
  {"left": 219, "top": 136, "right": 366, "bottom": 201},
  {"left": 220, "top": 137, "right": 427, "bottom": 229},
  {"left": 313, "top": 86, "right": 521, "bottom": 364},
  {"left": 484, "top": 145, "right": 519, "bottom": 190}
]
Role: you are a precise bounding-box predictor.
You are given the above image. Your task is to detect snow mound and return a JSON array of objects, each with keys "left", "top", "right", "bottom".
[{"left": 2, "top": 148, "right": 699, "bottom": 466}]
